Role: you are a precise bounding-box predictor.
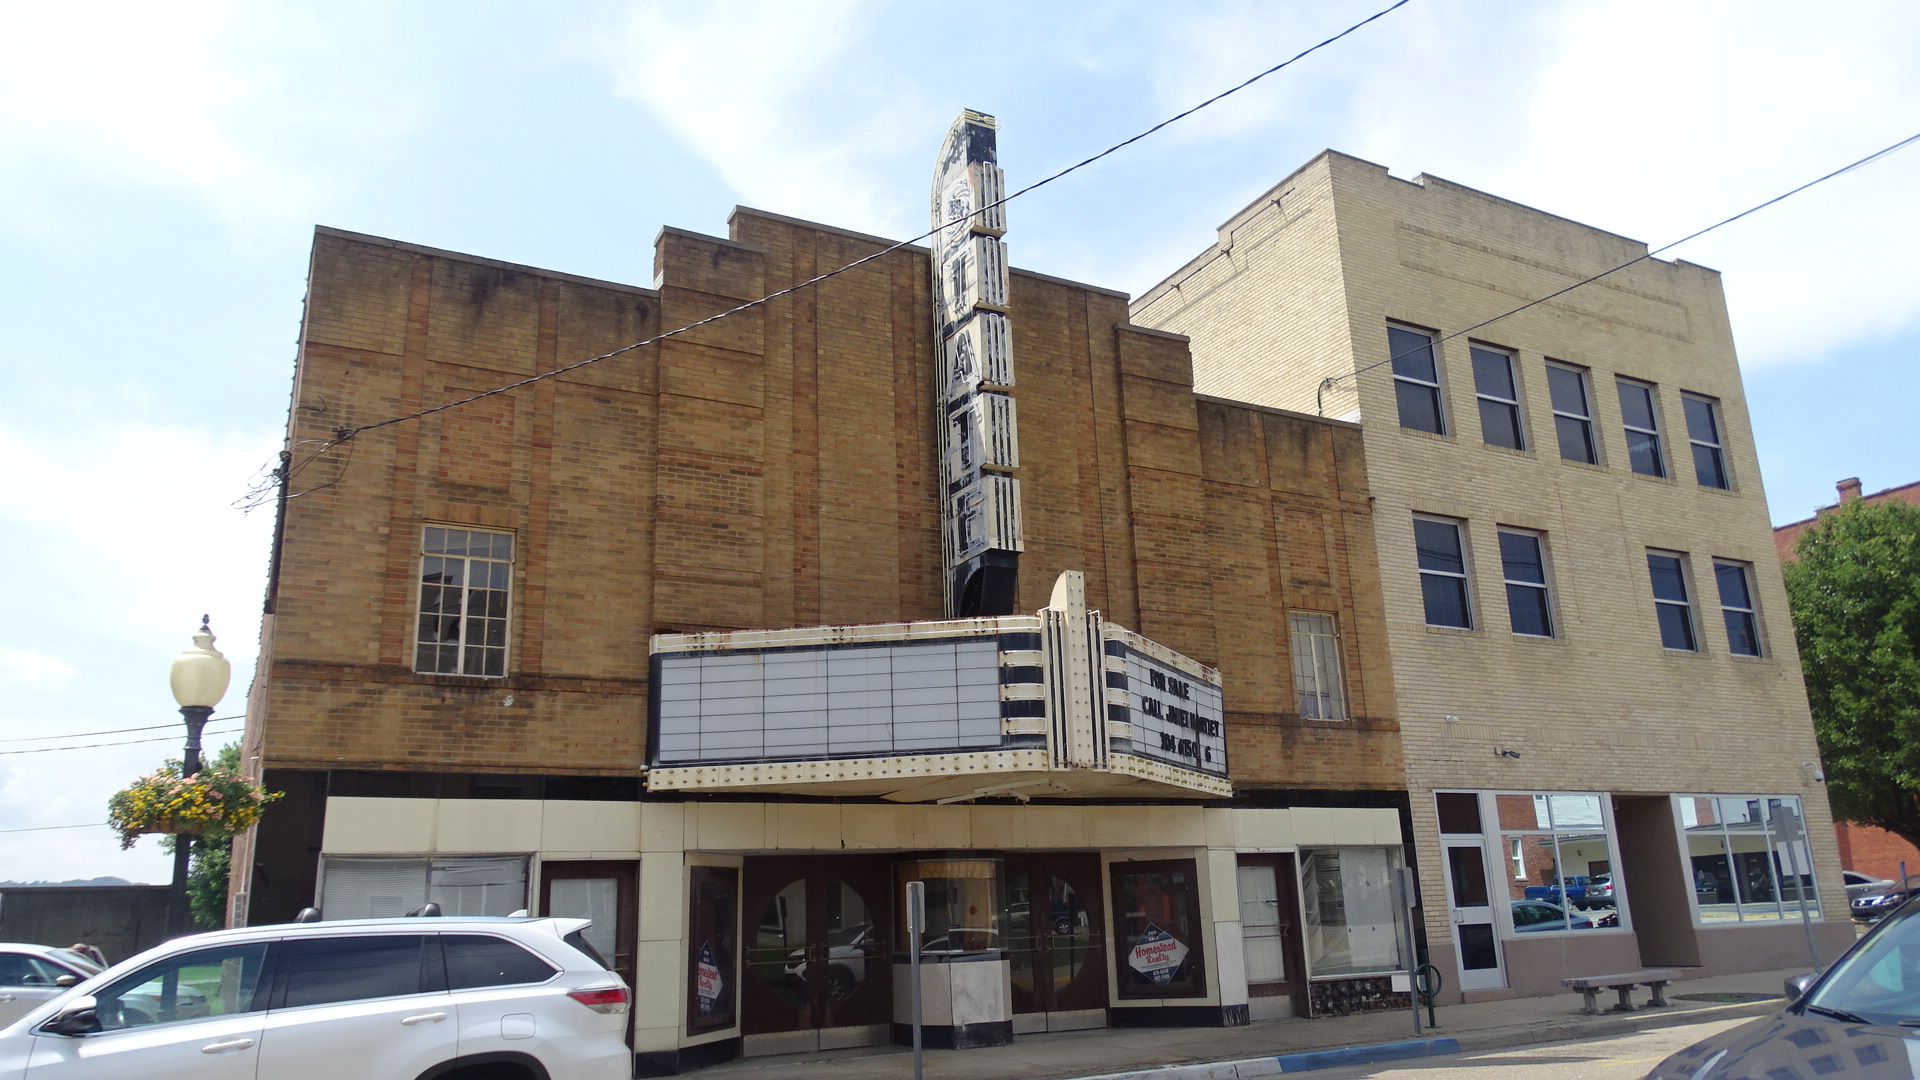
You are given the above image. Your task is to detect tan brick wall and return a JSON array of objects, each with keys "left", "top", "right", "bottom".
[
  {"left": 1133, "top": 151, "right": 1841, "bottom": 948},
  {"left": 256, "top": 214, "right": 1402, "bottom": 793}
]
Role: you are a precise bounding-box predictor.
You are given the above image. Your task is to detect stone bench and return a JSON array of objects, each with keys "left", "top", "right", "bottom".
[{"left": 1562, "top": 968, "right": 1686, "bottom": 1014}]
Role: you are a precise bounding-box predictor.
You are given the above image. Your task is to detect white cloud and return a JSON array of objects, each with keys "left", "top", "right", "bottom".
[
  {"left": 0, "top": 648, "right": 78, "bottom": 692},
  {"left": 601, "top": 0, "right": 944, "bottom": 239}
]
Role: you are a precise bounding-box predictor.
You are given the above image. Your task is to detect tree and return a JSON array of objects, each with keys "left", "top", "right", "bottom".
[{"left": 1784, "top": 497, "right": 1920, "bottom": 850}]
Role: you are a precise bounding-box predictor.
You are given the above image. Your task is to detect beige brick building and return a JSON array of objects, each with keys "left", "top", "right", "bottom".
[
  {"left": 239, "top": 197, "right": 1418, "bottom": 1073},
  {"left": 1133, "top": 150, "right": 1852, "bottom": 1000}
]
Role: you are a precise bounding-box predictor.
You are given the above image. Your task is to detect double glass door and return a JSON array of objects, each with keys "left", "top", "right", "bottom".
[
  {"left": 742, "top": 858, "right": 891, "bottom": 1044},
  {"left": 1006, "top": 854, "right": 1106, "bottom": 1019}
]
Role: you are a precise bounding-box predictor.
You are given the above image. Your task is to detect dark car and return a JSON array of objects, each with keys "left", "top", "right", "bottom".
[
  {"left": 1642, "top": 891, "right": 1920, "bottom": 1078},
  {"left": 1850, "top": 874, "right": 1918, "bottom": 923}
]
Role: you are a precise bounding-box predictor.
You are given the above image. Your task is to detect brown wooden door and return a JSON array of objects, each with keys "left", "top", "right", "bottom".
[
  {"left": 1006, "top": 853, "right": 1107, "bottom": 1015},
  {"left": 1237, "top": 854, "right": 1307, "bottom": 1015},
  {"left": 539, "top": 860, "right": 637, "bottom": 991},
  {"left": 741, "top": 857, "right": 892, "bottom": 1036}
]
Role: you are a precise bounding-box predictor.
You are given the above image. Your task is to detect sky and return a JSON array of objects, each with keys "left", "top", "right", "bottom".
[{"left": 1, "top": 0, "right": 1915, "bottom": 885}]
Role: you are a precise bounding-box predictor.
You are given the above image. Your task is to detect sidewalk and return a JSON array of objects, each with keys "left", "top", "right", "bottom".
[{"left": 696, "top": 967, "right": 1803, "bottom": 1080}]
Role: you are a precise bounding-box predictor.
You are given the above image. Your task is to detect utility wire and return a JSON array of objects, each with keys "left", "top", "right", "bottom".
[
  {"left": 1322, "top": 129, "right": 1920, "bottom": 402},
  {"left": 0, "top": 713, "right": 245, "bottom": 744},
  {"left": 0, "top": 823, "right": 110, "bottom": 835},
  {"left": 275, "top": 0, "right": 1415, "bottom": 475},
  {"left": 0, "top": 726, "right": 245, "bottom": 757}
]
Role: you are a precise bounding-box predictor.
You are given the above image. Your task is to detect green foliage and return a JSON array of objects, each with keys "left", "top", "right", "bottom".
[
  {"left": 108, "top": 743, "right": 278, "bottom": 851},
  {"left": 1784, "top": 498, "right": 1920, "bottom": 848}
]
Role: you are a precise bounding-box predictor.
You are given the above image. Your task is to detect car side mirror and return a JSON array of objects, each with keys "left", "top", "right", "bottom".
[
  {"left": 41, "top": 996, "right": 100, "bottom": 1037},
  {"left": 53, "top": 975, "right": 78, "bottom": 988},
  {"left": 1784, "top": 972, "right": 1817, "bottom": 1002}
]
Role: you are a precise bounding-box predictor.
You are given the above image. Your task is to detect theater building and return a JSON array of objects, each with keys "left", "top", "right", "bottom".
[
  {"left": 1132, "top": 150, "right": 1854, "bottom": 1002},
  {"left": 235, "top": 117, "right": 1416, "bottom": 1073}
]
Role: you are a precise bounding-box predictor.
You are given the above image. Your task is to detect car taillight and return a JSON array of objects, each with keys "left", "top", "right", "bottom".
[{"left": 568, "top": 986, "right": 630, "bottom": 1014}]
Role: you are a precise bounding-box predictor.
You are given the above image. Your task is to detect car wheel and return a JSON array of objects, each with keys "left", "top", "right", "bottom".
[{"left": 827, "top": 966, "right": 857, "bottom": 1003}]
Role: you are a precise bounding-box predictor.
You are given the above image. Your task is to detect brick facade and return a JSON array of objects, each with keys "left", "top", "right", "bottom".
[
  {"left": 1134, "top": 150, "right": 1853, "bottom": 995},
  {"left": 244, "top": 211, "right": 1404, "bottom": 906}
]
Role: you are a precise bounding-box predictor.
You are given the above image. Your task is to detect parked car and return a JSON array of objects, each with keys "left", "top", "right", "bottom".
[
  {"left": 1510, "top": 899, "right": 1596, "bottom": 932},
  {"left": 783, "top": 922, "right": 876, "bottom": 1002},
  {"left": 1524, "top": 875, "right": 1614, "bottom": 910},
  {"left": 1642, "top": 890, "right": 1920, "bottom": 1078},
  {"left": 1844, "top": 869, "right": 1892, "bottom": 904},
  {"left": 0, "top": 915, "right": 631, "bottom": 1080},
  {"left": 1851, "top": 875, "right": 1919, "bottom": 923},
  {"left": 0, "top": 945, "right": 106, "bottom": 1028}
]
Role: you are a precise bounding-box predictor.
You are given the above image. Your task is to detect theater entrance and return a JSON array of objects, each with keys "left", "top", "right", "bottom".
[
  {"left": 741, "top": 857, "right": 893, "bottom": 1055},
  {"left": 1007, "top": 853, "right": 1107, "bottom": 1032}
]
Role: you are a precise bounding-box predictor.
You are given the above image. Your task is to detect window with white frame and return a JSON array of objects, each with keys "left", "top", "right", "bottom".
[
  {"left": 1492, "top": 792, "right": 1621, "bottom": 933},
  {"left": 1683, "top": 394, "right": 1730, "bottom": 489},
  {"left": 416, "top": 526, "right": 513, "bottom": 676},
  {"left": 1497, "top": 529, "right": 1553, "bottom": 638},
  {"left": 1388, "top": 325, "right": 1446, "bottom": 434},
  {"left": 1470, "top": 345, "right": 1525, "bottom": 450},
  {"left": 1414, "top": 516, "right": 1472, "bottom": 628},
  {"left": 1646, "top": 550, "right": 1698, "bottom": 651},
  {"left": 1289, "top": 612, "right": 1346, "bottom": 719},
  {"left": 1546, "top": 362, "right": 1598, "bottom": 465},
  {"left": 1714, "top": 560, "right": 1763, "bottom": 657},
  {"left": 1616, "top": 378, "right": 1666, "bottom": 478},
  {"left": 318, "top": 855, "right": 530, "bottom": 919},
  {"left": 1678, "top": 796, "right": 1819, "bottom": 922}
]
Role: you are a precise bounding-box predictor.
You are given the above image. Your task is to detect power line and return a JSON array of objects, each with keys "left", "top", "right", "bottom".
[
  {"left": 0, "top": 726, "right": 245, "bottom": 757},
  {"left": 267, "top": 0, "right": 1415, "bottom": 483},
  {"left": 0, "top": 713, "right": 245, "bottom": 744},
  {"left": 0, "top": 823, "right": 109, "bottom": 835},
  {"left": 1322, "top": 129, "right": 1920, "bottom": 403}
]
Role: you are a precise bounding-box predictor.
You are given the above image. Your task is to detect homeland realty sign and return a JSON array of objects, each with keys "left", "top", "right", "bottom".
[{"left": 1127, "top": 924, "right": 1190, "bottom": 986}]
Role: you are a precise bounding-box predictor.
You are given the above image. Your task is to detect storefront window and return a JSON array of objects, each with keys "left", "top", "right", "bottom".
[
  {"left": 687, "top": 866, "right": 738, "bottom": 1034},
  {"left": 1109, "top": 859, "right": 1206, "bottom": 998},
  {"left": 1299, "top": 846, "right": 1405, "bottom": 977},
  {"left": 1679, "top": 795, "right": 1819, "bottom": 922},
  {"left": 893, "top": 856, "right": 1002, "bottom": 955},
  {"left": 1494, "top": 792, "right": 1620, "bottom": 933}
]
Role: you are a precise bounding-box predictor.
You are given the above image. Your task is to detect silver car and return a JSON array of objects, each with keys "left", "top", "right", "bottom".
[
  {"left": 0, "top": 947, "right": 104, "bottom": 1028},
  {"left": 0, "top": 916, "right": 630, "bottom": 1080}
]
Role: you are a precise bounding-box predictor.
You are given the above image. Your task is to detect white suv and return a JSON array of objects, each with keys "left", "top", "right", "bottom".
[{"left": 0, "top": 916, "right": 630, "bottom": 1080}]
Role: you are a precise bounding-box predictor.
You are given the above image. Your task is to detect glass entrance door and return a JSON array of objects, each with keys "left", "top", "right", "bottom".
[
  {"left": 1436, "top": 791, "right": 1505, "bottom": 992},
  {"left": 1006, "top": 854, "right": 1106, "bottom": 1025},
  {"left": 741, "top": 858, "right": 892, "bottom": 1048}
]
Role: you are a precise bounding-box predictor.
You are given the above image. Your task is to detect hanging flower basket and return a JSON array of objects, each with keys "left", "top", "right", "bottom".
[{"left": 107, "top": 760, "right": 282, "bottom": 851}]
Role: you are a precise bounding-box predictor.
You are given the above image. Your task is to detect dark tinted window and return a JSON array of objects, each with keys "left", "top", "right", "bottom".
[
  {"left": 563, "top": 930, "right": 612, "bottom": 971},
  {"left": 442, "top": 935, "right": 556, "bottom": 989},
  {"left": 280, "top": 935, "right": 428, "bottom": 1009}
]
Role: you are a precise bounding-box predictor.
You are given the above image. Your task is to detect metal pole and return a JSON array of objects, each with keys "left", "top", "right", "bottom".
[
  {"left": 1772, "top": 804, "right": 1819, "bottom": 969},
  {"left": 1397, "top": 867, "right": 1421, "bottom": 1035},
  {"left": 169, "top": 705, "right": 213, "bottom": 937},
  {"left": 907, "top": 881, "right": 925, "bottom": 1080}
]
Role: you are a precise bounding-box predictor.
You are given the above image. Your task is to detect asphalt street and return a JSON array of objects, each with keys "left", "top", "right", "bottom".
[{"left": 1277, "top": 1017, "right": 1756, "bottom": 1080}]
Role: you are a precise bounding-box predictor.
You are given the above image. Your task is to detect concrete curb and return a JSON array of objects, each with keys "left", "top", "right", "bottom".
[{"left": 1064, "top": 997, "right": 1782, "bottom": 1079}]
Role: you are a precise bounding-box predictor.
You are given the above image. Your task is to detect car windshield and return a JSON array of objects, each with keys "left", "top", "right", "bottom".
[
  {"left": 1805, "top": 899, "right": 1920, "bottom": 1025},
  {"left": 48, "top": 949, "right": 103, "bottom": 975}
]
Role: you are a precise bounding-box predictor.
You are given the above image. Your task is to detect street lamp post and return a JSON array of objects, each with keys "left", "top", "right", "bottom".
[{"left": 167, "top": 616, "right": 230, "bottom": 937}]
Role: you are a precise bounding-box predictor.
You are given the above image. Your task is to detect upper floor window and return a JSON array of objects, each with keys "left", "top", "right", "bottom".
[
  {"left": 1714, "top": 560, "right": 1763, "bottom": 657},
  {"left": 1646, "top": 550, "right": 1697, "bottom": 651},
  {"left": 1288, "top": 612, "right": 1346, "bottom": 719},
  {"left": 1497, "top": 529, "right": 1553, "bottom": 638},
  {"left": 1388, "top": 325, "right": 1446, "bottom": 434},
  {"left": 1470, "top": 345, "right": 1525, "bottom": 450},
  {"left": 1683, "top": 394, "right": 1730, "bottom": 489},
  {"left": 1546, "top": 362, "right": 1598, "bottom": 465},
  {"left": 416, "top": 526, "right": 513, "bottom": 676},
  {"left": 1616, "top": 378, "right": 1666, "bottom": 477},
  {"left": 1415, "top": 516, "right": 1472, "bottom": 629}
]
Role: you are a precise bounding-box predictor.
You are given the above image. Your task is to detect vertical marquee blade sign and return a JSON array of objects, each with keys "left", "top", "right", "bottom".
[{"left": 931, "top": 110, "right": 1022, "bottom": 617}]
